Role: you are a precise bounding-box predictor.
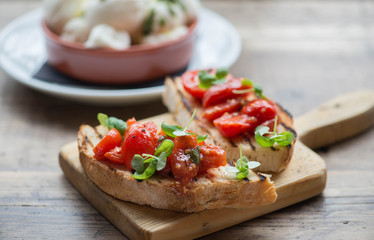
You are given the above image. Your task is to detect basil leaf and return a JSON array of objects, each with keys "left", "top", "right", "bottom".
[
  {"left": 256, "top": 126, "right": 270, "bottom": 136},
  {"left": 241, "top": 78, "right": 253, "bottom": 87},
  {"left": 107, "top": 117, "right": 127, "bottom": 135},
  {"left": 156, "top": 152, "right": 167, "bottom": 171},
  {"left": 132, "top": 160, "right": 157, "bottom": 180},
  {"left": 143, "top": 9, "right": 155, "bottom": 35},
  {"left": 253, "top": 84, "right": 265, "bottom": 99},
  {"left": 161, "top": 122, "right": 184, "bottom": 138},
  {"left": 274, "top": 131, "right": 295, "bottom": 146},
  {"left": 173, "top": 129, "right": 188, "bottom": 136},
  {"left": 254, "top": 123, "right": 294, "bottom": 147},
  {"left": 196, "top": 134, "right": 208, "bottom": 143},
  {"left": 131, "top": 154, "right": 145, "bottom": 173},
  {"left": 198, "top": 71, "right": 216, "bottom": 89},
  {"left": 247, "top": 161, "right": 261, "bottom": 169},
  {"left": 236, "top": 169, "right": 249, "bottom": 179},
  {"left": 97, "top": 113, "right": 108, "bottom": 127},
  {"left": 215, "top": 67, "right": 229, "bottom": 79},
  {"left": 236, "top": 155, "right": 249, "bottom": 171},
  {"left": 187, "top": 146, "right": 201, "bottom": 165},
  {"left": 154, "top": 139, "right": 174, "bottom": 157},
  {"left": 212, "top": 78, "right": 227, "bottom": 85},
  {"left": 225, "top": 165, "right": 239, "bottom": 173},
  {"left": 255, "top": 132, "right": 275, "bottom": 147}
]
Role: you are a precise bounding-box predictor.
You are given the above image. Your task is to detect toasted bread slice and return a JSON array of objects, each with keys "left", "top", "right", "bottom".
[
  {"left": 162, "top": 77, "right": 296, "bottom": 173},
  {"left": 78, "top": 124, "right": 277, "bottom": 213}
]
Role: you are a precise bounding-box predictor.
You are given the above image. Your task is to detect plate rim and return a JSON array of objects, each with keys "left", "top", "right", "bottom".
[{"left": 0, "top": 8, "right": 242, "bottom": 104}]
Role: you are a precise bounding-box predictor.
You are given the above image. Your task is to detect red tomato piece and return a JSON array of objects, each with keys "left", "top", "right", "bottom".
[
  {"left": 104, "top": 147, "right": 123, "bottom": 164},
  {"left": 173, "top": 133, "right": 199, "bottom": 150},
  {"left": 121, "top": 121, "right": 158, "bottom": 169},
  {"left": 181, "top": 70, "right": 206, "bottom": 99},
  {"left": 241, "top": 99, "right": 277, "bottom": 124},
  {"left": 199, "top": 145, "right": 226, "bottom": 173},
  {"left": 213, "top": 113, "right": 258, "bottom": 138},
  {"left": 170, "top": 135, "right": 200, "bottom": 185},
  {"left": 202, "top": 78, "right": 251, "bottom": 108},
  {"left": 93, "top": 128, "right": 122, "bottom": 161},
  {"left": 203, "top": 98, "right": 242, "bottom": 122},
  {"left": 170, "top": 149, "right": 199, "bottom": 185}
]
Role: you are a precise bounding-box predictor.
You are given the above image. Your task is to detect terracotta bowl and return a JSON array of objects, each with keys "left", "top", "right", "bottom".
[{"left": 41, "top": 19, "right": 197, "bottom": 84}]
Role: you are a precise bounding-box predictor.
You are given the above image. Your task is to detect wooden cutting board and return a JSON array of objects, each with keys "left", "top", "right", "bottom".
[{"left": 59, "top": 90, "right": 374, "bottom": 240}]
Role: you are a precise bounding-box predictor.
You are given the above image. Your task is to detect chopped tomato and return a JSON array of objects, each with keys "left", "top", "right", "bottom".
[
  {"left": 260, "top": 118, "right": 278, "bottom": 131},
  {"left": 93, "top": 128, "right": 122, "bottom": 161},
  {"left": 241, "top": 99, "right": 277, "bottom": 124},
  {"left": 173, "top": 133, "right": 199, "bottom": 149},
  {"left": 170, "top": 135, "right": 200, "bottom": 185},
  {"left": 121, "top": 121, "right": 158, "bottom": 169},
  {"left": 181, "top": 70, "right": 206, "bottom": 99},
  {"left": 199, "top": 145, "right": 226, "bottom": 173},
  {"left": 170, "top": 149, "right": 199, "bottom": 185},
  {"left": 202, "top": 78, "right": 251, "bottom": 108},
  {"left": 203, "top": 98, "right": 242, "bottom": 122},
  {"left": 104, "top": 147, "right": 123, "bottom": 164},
  {"left": 213, "top": 113, "right": 258, "bottom": 138}
]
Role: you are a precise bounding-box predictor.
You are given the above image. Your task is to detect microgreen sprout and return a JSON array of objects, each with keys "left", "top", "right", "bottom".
[
  {"left": 254, "top": 116, "right": 295, "bottom": 147},
  {"left": 233, "top": 78, "right": 267, "bottom": 99},
  {"left": 97, "top": 113, "right": 127, "bottom": 135},
  {"left": 235, "top": 145, "right": 261, "bottom": 179},
  {"left": 198, "top": 67, "right": 229, "bottom": 89},
  {"left": 131, "top": 139, "right": 174, "bottom": 180},
  {"left": 161, "top": 109, "right": 208, "bottom": 143}
]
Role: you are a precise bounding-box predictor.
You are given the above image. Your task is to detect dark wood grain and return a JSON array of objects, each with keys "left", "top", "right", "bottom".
[{"left": 1, "top": 0, "right": 373, "bottom": 239}]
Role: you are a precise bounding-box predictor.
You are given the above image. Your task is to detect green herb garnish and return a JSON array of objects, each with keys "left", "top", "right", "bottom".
[
  {"left": 143, "top": 9, "right": 155, "bottom": 35},
  {"left": 131, "top": 139, "right": 174, "bottom": 180},
  {"left": 186, "top": 146, "right": 201, "bottom": 164},
  {"left": 233, "top": 78, "right": 267, "bottom": 99},
  {"left": 225, "top": 145, "right": 261, "bottom": 179},
  {"left": 161, "top": 109, "right": 208, "bottom": 143},
  {"left": 254, "top": 116, "right": 295, "bottom": 147},
  {"left": 198, "top": 67, "right": 229, "bottom": 89},
  {"left": 235, "top": 145, "right": 261, "bottom": 179},
  {"left": 97, "top": 113, "right": 127, "bottom": 135}
]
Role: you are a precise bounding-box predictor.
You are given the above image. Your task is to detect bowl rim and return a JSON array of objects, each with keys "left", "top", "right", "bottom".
[{"left": 41, "top": 18, "right": 198, "bottom": 54}]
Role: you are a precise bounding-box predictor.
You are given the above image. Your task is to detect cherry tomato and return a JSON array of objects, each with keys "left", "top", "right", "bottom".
[
  {"left": 104, "top": 147, "right": 123, "bottom": 164},
  {"left": 199, "top": 145, "right": 226, "bottom": 173},
  {"left": 202, "top": 78, "right": 251, "bottom": 108},
  {"left": 93, "top": 128, "right": 122, "bottom": 161},
  {"left": 213, "top": 113, "right": 258, "bottom": 138},
  {"left": 121, "top": 121, "right": 158, "bottom": 169},
  {"left": 241, "top": 99, "right": 277, "bottom": 124},
  {"left": 203, "top": 98, "right": 242, "bottom": 122},
  {"left": 170, "top": 135, "right": 199, "bottom": 185},
  {"left": 181, "top": 70, "right": 206, "bottom": 99}
]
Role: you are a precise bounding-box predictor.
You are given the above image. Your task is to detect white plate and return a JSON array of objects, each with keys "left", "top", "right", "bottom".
[{"left": 0, "top": 8, "right": 241, "bottom": 105}]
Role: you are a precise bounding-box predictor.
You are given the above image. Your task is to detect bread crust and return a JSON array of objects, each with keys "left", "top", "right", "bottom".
[
  {"left": 162, "top": 77, "right": 296, "bottom": 173},
  {"left": 78, "top": 124, "right": 277, "bottom": 213}
]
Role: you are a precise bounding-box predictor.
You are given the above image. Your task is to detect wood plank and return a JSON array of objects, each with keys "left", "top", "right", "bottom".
[{"left": 59, "top": 135, "right": 326, "bottom": 240}]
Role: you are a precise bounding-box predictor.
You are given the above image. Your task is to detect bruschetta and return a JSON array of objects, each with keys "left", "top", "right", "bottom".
[
  {"left": 77, "top": 114, "right": 277, "bottom": 212},
  {"left": 162, "top": 69, "right": 296, "bottom": 173}
]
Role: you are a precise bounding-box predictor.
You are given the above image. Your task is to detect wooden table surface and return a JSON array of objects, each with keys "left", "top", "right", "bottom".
[{"left": 1, "top": 0, "right": 373, "bottom": 239}]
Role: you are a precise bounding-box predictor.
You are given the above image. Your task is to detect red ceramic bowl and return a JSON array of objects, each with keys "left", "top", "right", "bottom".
[{"left": 41, "top": 19, "right": 197, "bottom": 84}]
